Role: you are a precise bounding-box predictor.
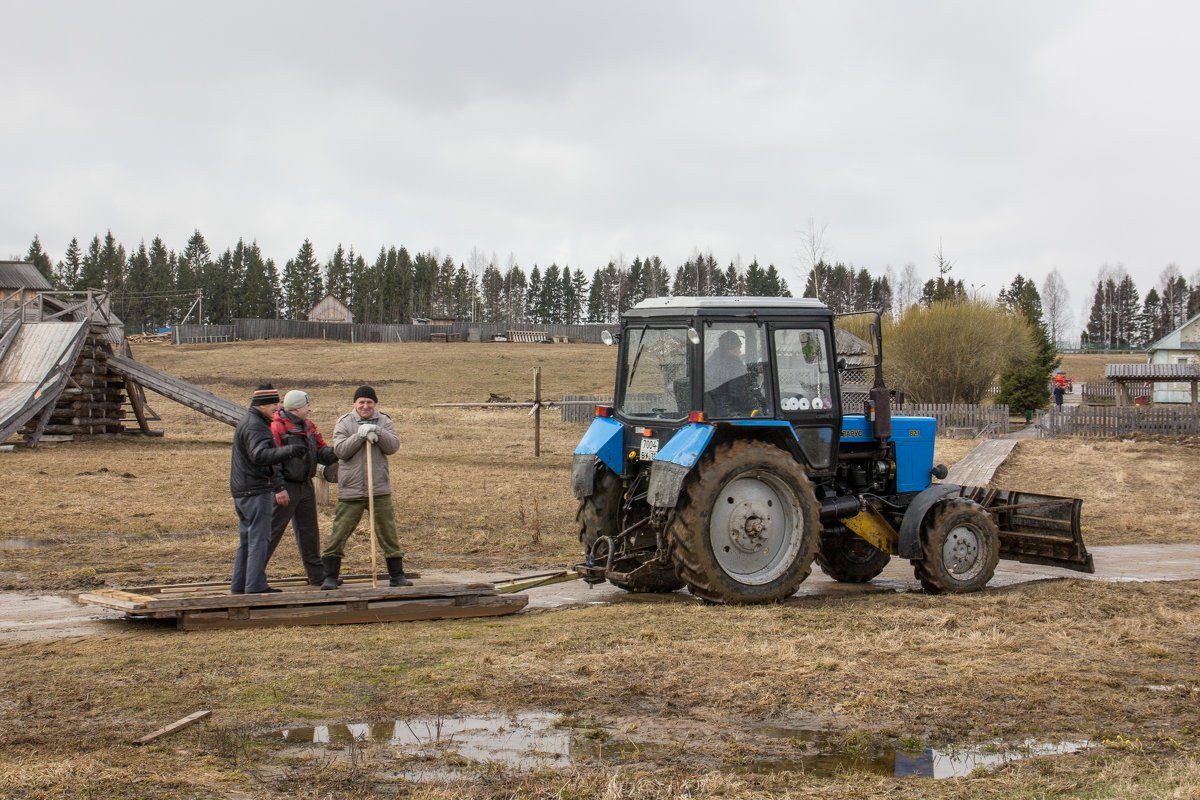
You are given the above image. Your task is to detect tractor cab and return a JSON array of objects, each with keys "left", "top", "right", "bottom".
[{"left": 603, "top": 296, "right": 848, "bottom": 474}]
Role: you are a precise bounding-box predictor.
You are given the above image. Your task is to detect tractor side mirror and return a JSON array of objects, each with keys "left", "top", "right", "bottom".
[
  {"left": 687, "top": 327, "right": 700, "bottom": 345},
  {"left": 836, "top": 357, "right": 847, "bottom": 371},
  {"left": 600, "top": 330, "right": 614, "bottom": 346}
]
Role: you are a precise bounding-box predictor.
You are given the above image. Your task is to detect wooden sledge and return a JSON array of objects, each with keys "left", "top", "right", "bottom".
[{"left": 78, "top": 577, "right": 528, "bottom": 631}]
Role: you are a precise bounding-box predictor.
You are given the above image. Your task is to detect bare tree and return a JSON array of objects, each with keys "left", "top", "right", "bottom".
[
  {"left": 896, "top": 262, "right": 921, "bottom": 314},
  {"left": 800, "top": 218, "right": 829, "bottom": 300},
  {"left": 1041, "top": 268, "right": 1072, "bottom": 346}
]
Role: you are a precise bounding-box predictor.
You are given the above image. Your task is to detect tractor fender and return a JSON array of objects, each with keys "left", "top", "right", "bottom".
[
  {"left": 897, "top": 483, "right": 962, "bottom": 559},
  {"left": 571, "top": 416, "right": 625, "bottom": 498},
  {"left": 647, "top": 422, "right": 714, "bottom": 508}
]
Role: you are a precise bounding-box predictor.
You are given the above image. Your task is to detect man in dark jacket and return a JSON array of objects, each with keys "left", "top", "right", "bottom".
[
  {"left": 267, "top": 389, "right": 338, "bottom": 585},
  {"left": 230, "top": 385, "right": 304, "bottom": 594}
]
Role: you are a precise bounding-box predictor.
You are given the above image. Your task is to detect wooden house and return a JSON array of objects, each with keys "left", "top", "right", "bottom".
[
  {"left": 1144, "top": 311, "right": 1200, "bottom": 404},
  {"left": 307, "top": 294, "right": 353, "bottom": 324},
  {"left": 0, "top": 261, "right": 53, "bottom": 327}
]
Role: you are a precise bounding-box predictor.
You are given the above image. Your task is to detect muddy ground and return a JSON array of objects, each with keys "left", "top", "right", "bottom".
[{"left": 1, "top": 342, "right": 1198, "bottom": 799}]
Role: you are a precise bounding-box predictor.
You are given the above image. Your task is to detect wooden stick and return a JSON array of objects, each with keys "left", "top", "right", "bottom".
[
  {"left": 365, "top": 438, "right": 377, "bottom": 588},
  {"left": 134, "top": 709, "right": 211, "bottom": 745}
]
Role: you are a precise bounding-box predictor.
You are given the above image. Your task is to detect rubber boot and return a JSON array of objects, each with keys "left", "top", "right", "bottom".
[
  {"left": 386, "top": 556, "right": 412, "bottom": 587},
  {"left": 321, "top": 556, "right": 341, "bottom": 591}
]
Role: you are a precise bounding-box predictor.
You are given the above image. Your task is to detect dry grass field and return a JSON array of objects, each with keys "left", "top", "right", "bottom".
[{"left": 1, "top": 340, "right": 1198, "bottom": 799}]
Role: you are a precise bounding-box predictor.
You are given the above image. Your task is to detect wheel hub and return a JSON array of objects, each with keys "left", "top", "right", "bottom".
[
  {"left": 708, "top": 471, "right": 804, "bottom": 585},
  {"left": 943, "top": 524, "right": 982, "bottom": 576}
]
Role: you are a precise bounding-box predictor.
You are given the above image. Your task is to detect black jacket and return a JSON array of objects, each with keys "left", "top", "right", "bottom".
[
  {"left": 230, "top": 407, "right": 300, "bottom": 497},
  {"left": 272, "top": 409, "right": 338, "bottom": 483}
]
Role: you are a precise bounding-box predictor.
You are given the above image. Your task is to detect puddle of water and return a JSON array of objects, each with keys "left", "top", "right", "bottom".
[
  {"left": 753, "top": 725, "right": 1091, "bottom": 778},
  {"left": 276, "top": 712, "right": 570, "bottom": 771},
  {"left": 268, "top": 713, "right": 1090, "bottom": 780},
  {"left": 0, "top": 538, "right": 57, "bottom": 550}
]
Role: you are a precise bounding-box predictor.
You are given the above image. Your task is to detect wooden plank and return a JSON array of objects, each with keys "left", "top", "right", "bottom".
[
  {"left": 77, "top": 589, "right": 155, "bottom": 611},
  {"left": 79, "top": 582, "right": 496, "bottom": 614},
  {"left": 178, "top": 594, "right": 529, "bottom": 631},
  {"left": 106, "top": 353, "right": 246, "bottom": 427},
  {"left": 134, "top": 709, "right": 212, "bottom": 745},
  {"left": 944, "top": 439, "right": 1017, "bottom": 487}
]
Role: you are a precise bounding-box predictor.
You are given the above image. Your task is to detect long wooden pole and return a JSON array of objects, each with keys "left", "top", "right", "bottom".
[
  {"left": 534, "top": 366, "right": 541, "bottom": 458},
  {"left": 365, "top": 440, "right": 377, "bottom": 588}
]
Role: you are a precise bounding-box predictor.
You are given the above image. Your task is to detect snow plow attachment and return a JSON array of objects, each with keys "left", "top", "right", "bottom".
[{"left": 960, "top": 487, "right": 1094, "bottom": 573}]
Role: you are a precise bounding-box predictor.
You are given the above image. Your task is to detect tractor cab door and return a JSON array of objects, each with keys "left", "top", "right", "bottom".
[
  {"left": 701, "top": 323, "right": 772, "bottom": 419},
  {"left": 769, "top": 325, "right": 839, "bottom": 470}
]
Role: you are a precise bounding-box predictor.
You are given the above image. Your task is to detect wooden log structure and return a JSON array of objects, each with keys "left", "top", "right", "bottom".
[{"left": 20, "top": 326, "right": 128, "bottom": 442}]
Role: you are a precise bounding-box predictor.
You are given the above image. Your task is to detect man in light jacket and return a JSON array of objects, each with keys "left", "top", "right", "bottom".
[{"left": 320, "top": 385, "right": 411, "bottom": 589}]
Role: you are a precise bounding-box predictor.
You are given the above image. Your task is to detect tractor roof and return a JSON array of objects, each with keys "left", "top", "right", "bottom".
[{"left": 625, "top": 295, "right": 829, "bottom": 320}]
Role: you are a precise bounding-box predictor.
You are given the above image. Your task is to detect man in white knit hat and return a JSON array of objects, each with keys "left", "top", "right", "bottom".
[{"left": 267, "top": 389, "right": 339, "bottom": 585}]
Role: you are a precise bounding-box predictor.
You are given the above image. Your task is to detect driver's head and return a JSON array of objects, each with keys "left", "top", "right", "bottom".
[{"left": 719, "top": 330, "right": 742, "bottom": 353}]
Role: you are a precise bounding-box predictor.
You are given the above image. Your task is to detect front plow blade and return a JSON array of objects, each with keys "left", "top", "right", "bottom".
[{"left": 960, "top": 487, "right": 1094, "bottom": 574}]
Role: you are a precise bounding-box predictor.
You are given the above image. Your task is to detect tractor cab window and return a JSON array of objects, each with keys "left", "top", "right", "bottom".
[
  {"left": 774, "top": 328, "right": 833, "bottom": 413},
  {"left": 618, "top": 326, "right": 690, "bottom": 420},
  {"left": 703, "top": 324, "right": 772, "bottom": 419}
]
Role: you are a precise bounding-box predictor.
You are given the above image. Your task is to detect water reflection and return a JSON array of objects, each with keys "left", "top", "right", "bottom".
[{"left": 270, "top": 713, "right": 1091, "bottom": 779}]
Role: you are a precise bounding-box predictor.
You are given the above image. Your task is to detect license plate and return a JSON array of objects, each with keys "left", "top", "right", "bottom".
[{"left": 639, "top": 437, "right": 659, "bottom": 460}]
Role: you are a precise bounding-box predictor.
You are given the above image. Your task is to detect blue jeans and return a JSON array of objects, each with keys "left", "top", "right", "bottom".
[{"left": 231, "top": 491, "right": 276, "bottom": 593}]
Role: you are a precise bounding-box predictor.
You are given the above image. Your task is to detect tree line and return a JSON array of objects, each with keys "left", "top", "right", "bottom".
[
  {"left": 19, "top": 232, "right": 797, "bottom": 330},
  {"left": 1080, "top": 264, "right": 1200, "bottom": 350}
]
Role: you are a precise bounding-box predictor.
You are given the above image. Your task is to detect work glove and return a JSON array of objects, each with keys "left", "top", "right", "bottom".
[
  {"left": 284, "top": 443, "right": 306, "bottom": 458},
  {"left": 365, "top": 430, "right": 380, "bottom": 443},
  {"left": 357, "top": 423, "right": 379, "bottom": 440}
]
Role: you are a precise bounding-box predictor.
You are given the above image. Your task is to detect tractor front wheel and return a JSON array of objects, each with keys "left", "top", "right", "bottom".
[
  {"left": 913, "top": 497, "right": 1000, "bottom": 593},
  {"left": 816, "top": 523, "right": 890, "bottom": 583},
  {"left": 669, "top": 440, "right": 819, "bottom": 604}
]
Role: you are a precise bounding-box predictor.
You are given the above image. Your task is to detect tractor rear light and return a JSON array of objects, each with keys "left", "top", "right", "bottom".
[
  {"left": 688, "top": 411, "right": 707, "bottom": 423},
  {"left": 595, "top": 405, "right": 613, "bottom": 418}
]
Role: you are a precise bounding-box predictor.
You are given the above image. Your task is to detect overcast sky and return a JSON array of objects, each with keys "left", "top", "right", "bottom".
[{"left": 4, "top": 1, "right": 1199, "bottom": 330}]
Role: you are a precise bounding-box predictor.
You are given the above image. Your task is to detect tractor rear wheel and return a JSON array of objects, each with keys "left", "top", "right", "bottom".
[
  {"left": 913, "top": 497, "right": 999, "bottom": 593},
  {"left": 669, "top": 440, "right": 819, "bottom": 604},
  {"left": 816, "top": 523, "right": 890, "bottom": 583},
  {"left": 577, "top": 466, "right": 683, "bottom": 594}
]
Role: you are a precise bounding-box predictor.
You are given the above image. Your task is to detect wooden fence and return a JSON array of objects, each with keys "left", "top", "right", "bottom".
[
  {"left": 1037, "top": 406, "right": 1200, "bottom": 438},
  {"left": 171, "top": 319, "right": 614, "bottom": 344},
  {"left": 562, "top": 395, "right": 613, "bottom": 423},
  {"left": 894, "top": 403, "right": 1010, "bottom": 436},
  {"left": 174, "top": 324, "right": 234, "bottom": 343},
  {"left": 1080, "top": 381, "right": 1118, "bottom": 404}
]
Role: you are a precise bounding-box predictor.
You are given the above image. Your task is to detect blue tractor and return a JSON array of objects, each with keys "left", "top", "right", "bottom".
[{"left": 571, "top": 296, "right": 1092, "bottom": 604}]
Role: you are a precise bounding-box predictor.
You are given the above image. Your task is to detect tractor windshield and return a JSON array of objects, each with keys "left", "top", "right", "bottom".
[{"left": 617, "top": 326, "right": 690, "bottom": 420}]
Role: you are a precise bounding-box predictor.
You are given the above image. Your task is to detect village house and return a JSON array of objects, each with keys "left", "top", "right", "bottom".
[{"left": 1144, "top": 311, "right": 1200, "bottom": 404}]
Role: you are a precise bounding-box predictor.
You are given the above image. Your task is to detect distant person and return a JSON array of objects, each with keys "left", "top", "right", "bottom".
[
  {"left": 230, "top": 385, "right": 305, "bottom": 594},
  {"left": 267, "top": 390, "right": 339, "bottom": 586},
  {"left": 1053, "top": 384, "right": 1065, "bottom": 410},
  {"left": 321, "top": 385, "right": 411, "bottom": 589}
]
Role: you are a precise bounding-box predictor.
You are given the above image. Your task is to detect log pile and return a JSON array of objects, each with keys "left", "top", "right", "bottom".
[{"left": 23, "top": 327, "right": 127, "bottom": 440}]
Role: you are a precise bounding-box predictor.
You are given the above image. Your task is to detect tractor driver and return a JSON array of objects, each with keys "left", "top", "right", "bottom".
[{"left": 705, "top": 330, "right": 751, "bottom": 417}]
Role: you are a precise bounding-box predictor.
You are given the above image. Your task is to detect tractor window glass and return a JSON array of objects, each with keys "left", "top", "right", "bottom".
[
  {"left": 703, "top": 324, "right": 773, "bottom": 419},
  {"left": 774, "top": 329, "right": 833, "bottom": 413},
  {"left": 618, "top": 327, "right": 690, "bottom": 420}
]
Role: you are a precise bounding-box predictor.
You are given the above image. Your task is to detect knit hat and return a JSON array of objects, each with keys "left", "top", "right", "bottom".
[
  {"left": 251, "top": 385, "right": 279, "bottom": 406},
  {"left": 283, "top": 390, "right": 310, "bottom": 411},
  {"left": 353, "top": 385, "right": 378, "bottom": 403}
]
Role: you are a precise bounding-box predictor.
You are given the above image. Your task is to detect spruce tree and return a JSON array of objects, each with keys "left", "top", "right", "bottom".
[
  {"left": 56, "top": 237, "right": 83, "bottom": 290},
  {"left": 25, "top": 236, "right": 54, "bottom": 282},
  {"left": 995, "top": 275, "right": 1059, "bottom": 413}
]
